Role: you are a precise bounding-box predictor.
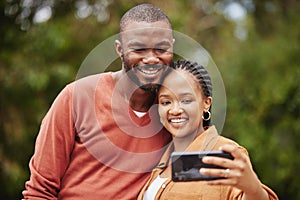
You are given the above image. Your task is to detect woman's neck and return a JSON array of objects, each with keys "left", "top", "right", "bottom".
[{"left": 172, "top": 126, "right": 205, "bottom": 152}]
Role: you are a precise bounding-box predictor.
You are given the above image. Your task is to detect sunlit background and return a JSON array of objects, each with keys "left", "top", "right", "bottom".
[{"left": 1, "top": 0, "right": 299, "bottom": 199}]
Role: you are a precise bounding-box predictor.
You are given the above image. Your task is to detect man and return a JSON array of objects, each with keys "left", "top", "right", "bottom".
[{"left": 23, "top": 4, "right": 174, "bottom": 199}]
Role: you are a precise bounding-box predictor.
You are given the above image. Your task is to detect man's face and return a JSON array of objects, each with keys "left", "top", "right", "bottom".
[{"left": 117, "top": 21, "right": 174, "bottom": 90}]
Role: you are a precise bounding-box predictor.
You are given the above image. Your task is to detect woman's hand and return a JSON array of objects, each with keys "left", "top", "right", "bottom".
[{"left": 199, "top": 144, "right": 269, "bottom": 200}]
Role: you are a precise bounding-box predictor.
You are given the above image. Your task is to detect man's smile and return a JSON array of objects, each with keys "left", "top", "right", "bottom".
[{"left": 137, "top": 65, "right": 164, "bottom": 76}]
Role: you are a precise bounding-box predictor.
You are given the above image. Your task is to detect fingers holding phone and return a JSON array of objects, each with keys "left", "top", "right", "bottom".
[
  {"left": 199, "top": 145, "right": 242, "bottom": 180},
  {"left": 200, "top": 144, "right": 263, "bottom": 194},
  {"left": 199, "top": 145, "right": 245, "bottom": 181}
]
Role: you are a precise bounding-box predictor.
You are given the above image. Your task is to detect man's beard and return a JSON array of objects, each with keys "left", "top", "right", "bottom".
[
  {"left": 140, "top": 83, "right": 159, "bottom": 92},
  {"left": 125, "top": 65, "right": 160, "bottom": 91},
  {"left": 123, "top": 58, "right": 168, "bottom": 92}
]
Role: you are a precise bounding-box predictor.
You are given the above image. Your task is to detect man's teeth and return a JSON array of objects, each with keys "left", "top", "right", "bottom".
[
  {"left": 140, "top": 68, "right": 160, "bottom": 75},
  {"left": 170, "top": 118, "right": 187, "bottom": 123},
  {"left": 139, "top": 67, "right": 161, "bottom": 75}
]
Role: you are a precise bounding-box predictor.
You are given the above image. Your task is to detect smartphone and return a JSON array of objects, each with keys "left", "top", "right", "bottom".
[{"left": 171, "top": 150, "right": 234, "bottom": 182}]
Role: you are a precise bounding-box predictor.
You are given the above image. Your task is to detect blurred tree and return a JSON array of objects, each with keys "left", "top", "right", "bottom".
[
  {"left": 1, "top": 0, "right": 299, "bottom": 199},
  {"left": 216, "top": 2, "right": 300, "bottom": 199}
]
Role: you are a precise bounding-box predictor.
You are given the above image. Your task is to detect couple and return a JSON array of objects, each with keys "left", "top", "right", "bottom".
[{"left": 23, "top": 3, "right": 278, "bottom": 200}]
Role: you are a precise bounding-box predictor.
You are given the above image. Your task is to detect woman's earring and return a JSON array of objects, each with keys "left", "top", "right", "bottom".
[{"left": 202, "top": 110, "right": 211, "bottom": 121}]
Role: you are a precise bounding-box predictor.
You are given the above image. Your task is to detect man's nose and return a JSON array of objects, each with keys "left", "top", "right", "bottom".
[{"left": 142, "top": 50, "right": 159, "bottom": 64}]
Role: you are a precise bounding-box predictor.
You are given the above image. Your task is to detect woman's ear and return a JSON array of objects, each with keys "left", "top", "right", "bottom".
[
  {"left": 115, "top": 39, "right": 123, "bottom": 57},
  {"left": 204, "top": 97, "right": 212, "bottom": 111}
]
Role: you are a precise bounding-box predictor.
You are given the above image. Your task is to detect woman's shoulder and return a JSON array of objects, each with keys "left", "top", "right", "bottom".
[
  {"left": 216, "top": 135, "right": 248, "bottom": 156},
  {"left": 217, "top": 135, "right": 240, "bottom": 146}
]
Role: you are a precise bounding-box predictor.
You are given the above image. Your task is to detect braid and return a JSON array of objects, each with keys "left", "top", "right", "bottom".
[{"left": 173, "top": 60, "right": 212, "bottom": 98}]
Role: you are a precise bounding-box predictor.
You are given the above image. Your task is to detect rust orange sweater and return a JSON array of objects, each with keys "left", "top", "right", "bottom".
[{"left": 23, "top": 72, "right": 171, "bottom": 199}]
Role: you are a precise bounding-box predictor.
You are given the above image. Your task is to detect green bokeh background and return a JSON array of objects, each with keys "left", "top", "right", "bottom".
[{"left": 1, "top": 0, "right": 299, "bottom": 199}]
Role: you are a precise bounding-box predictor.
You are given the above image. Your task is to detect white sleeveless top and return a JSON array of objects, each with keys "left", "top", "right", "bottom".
[{"left": 143, "top": 175, "right": 168, "bottom": 200}]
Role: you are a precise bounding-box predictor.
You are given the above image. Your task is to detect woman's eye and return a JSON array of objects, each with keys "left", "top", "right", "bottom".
[
  {"left": 182, "top": 99, "right": 192, "bottom": 104},
  {"left": 160, "top": 100, "right": 171, "bottom": 105}
]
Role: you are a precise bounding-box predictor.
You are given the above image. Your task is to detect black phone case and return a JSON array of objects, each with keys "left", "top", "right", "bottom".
[{"left": 171, "top": 150, "right": 234, "bottom": 182}]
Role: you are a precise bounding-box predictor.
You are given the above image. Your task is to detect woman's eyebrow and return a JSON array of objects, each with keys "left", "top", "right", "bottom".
[
  {"left": 158, "top": 93, "right": 171, "bottom": 98},
  {"left": 179, "top": 92, "right": 193, "bottom": 97}
]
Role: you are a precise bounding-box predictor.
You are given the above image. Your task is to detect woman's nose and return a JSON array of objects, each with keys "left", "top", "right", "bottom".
[{"left": 168, "top": 104, "right": 183, "bottom": 115}]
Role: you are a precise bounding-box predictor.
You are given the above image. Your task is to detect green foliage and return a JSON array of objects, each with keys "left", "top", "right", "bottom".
[
  {"left": 220, "top": 11, "right": 300, "bottom": 199},
  {"left": 1, "top": 0, "right": 299, "bottom": 199}
]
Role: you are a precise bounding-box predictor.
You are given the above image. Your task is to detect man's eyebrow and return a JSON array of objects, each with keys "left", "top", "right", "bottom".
[
  {"left": 127, "top": 41, "right": 146, "bottom": 47},
  {"left": 155, "top": 41, "right": 172, "bottom": 46},
  {"left": 127, "top": 40, "right": 172, "bottom": 48}
]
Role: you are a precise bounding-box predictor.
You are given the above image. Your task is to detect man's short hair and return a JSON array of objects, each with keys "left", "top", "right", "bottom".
[{"left": 120, "top": 3, "right": 172, "bottom": 33}]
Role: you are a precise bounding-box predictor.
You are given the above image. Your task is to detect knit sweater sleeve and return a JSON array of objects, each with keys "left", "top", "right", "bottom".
[{"left": 22, "top": 84, "right": 75, "bottom": 199}]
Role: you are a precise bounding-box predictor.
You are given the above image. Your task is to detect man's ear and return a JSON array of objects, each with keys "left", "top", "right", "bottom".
[{"left": 115, "top": 39, "right": 123, "bottom": 57}]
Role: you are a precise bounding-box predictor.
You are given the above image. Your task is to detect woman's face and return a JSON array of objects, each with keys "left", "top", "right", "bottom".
[{"left": 158, "top": 69, "right": 212, "bottom": 138}]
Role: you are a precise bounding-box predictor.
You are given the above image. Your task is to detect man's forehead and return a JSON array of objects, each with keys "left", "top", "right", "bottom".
[
  {"left": 121, "top": 27, "right": 173, "bottom": 44},
  {"left": 121, "top": 27, "right": 173, "bottom": 37},
  {"left": 121, "top": 21, "right": 172, "bottom": 37},
  {"left": 122, "top": 20, "right": 171, "bottom": 31}
]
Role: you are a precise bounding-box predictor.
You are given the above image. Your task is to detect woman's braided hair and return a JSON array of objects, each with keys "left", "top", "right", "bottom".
[
  {"left": 172, "top": 60, "right": 212, "bottom": 97},
  {"left": 172, "top": 60, "right": 213, "bottom": 126}
]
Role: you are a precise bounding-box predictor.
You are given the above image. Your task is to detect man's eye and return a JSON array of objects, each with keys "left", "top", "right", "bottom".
[
  {"left": 154, "top": 48, "right": 168, "bottom": 53},
  {"left": 132, "top": 48, "right": 147, "bottom": 53}
]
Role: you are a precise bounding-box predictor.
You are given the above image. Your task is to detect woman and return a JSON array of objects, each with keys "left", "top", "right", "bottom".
[{"left": 138, "top": 60, "right": 278, "bottom": 200}]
